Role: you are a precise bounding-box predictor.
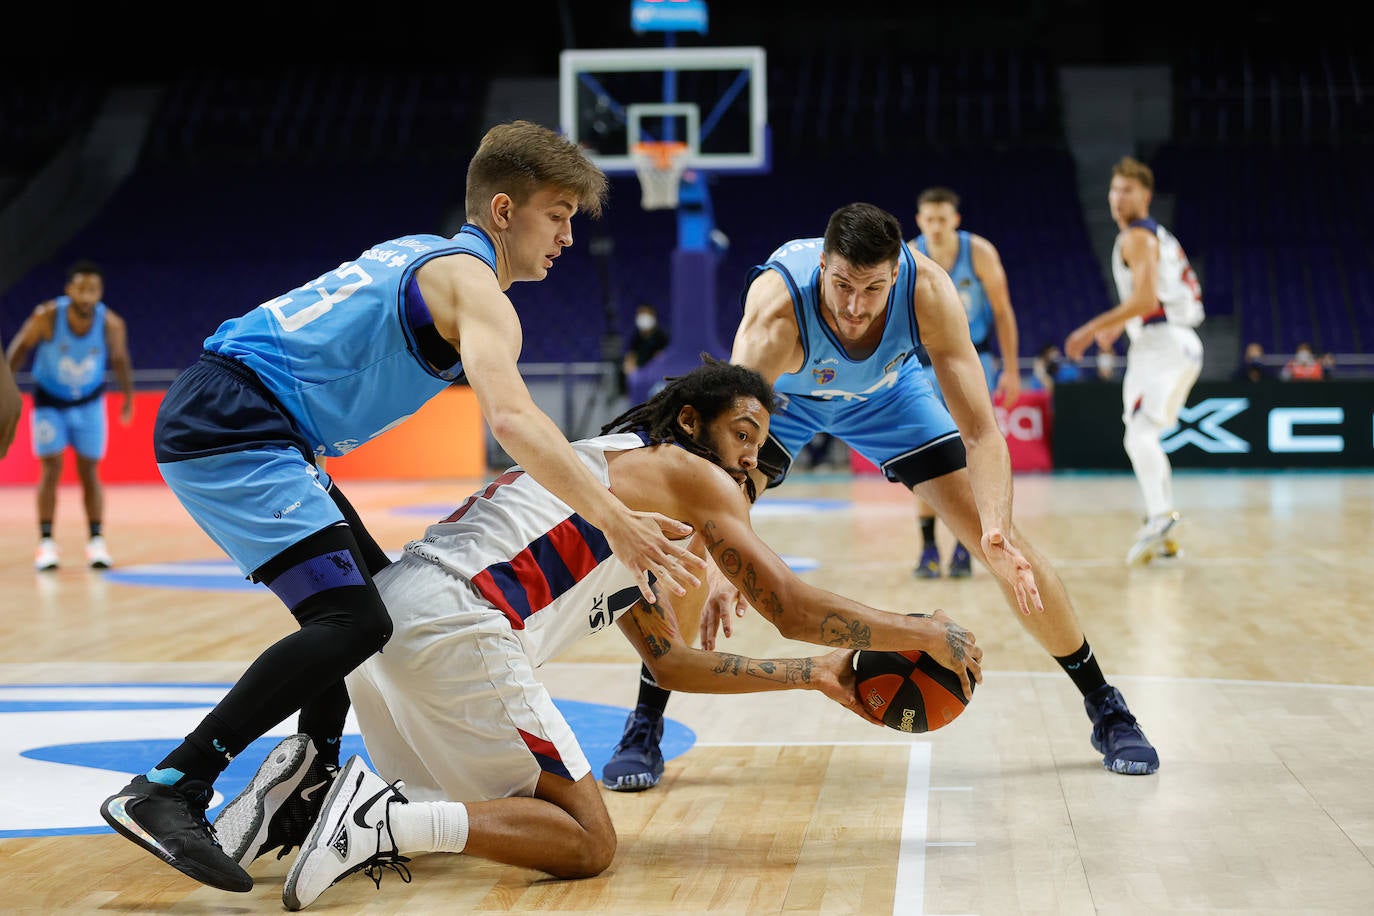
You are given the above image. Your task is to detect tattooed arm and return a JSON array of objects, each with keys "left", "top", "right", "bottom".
[
  {"left": 610, "top": 444, "right": 982, "bottom": 696},
  {"left": 615, "top": 570, "right": 879, "bottom": 722}
]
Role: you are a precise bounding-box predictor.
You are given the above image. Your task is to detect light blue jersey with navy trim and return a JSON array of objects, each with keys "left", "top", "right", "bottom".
[
  {"left": 744, "top": 237, "right": 962, "bottom": 485},
  {"left": 749, "top": 236, "right": 924, "bottom": 401},
  {"left": 913, "top": 230, "right": 992, "bottom": 348},
  {"left": 32, "top": 297, "right": 108, "bottom": 401},
  {"left": 204, "top": 226, "right": 489, "bottom": 457}
]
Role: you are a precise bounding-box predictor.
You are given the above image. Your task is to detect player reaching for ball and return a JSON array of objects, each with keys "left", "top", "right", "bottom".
[
  {"left": 606, "top": 202, "right": 1160, "bottom": 789},
  {"left": 213, "top": 356, "right": 981, "bottom": 911}
]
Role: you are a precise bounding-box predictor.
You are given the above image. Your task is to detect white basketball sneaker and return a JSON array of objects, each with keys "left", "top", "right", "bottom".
[
  {"left": 86, "top": 536, "right": 113, "bottom": 569},
  {"left": 1125, "top": 511, "right": 1181, "bottom": 566},
  {"left": 282, "top": 755, "right": 410, "bottom": 911},
  {"left": 34, "top": 538, "right": 59, "bottom": 572}
]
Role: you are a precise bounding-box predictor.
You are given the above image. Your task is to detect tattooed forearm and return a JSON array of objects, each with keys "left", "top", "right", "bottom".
[
  {"left": 817, "top": 613, "right": 872, "bottom": 648},
  {"left": 701, "top": 519, "right": 785, "bottom": 622},
  {"left": 711, "top": 654, "right": 744, "bottom": 676},
  {"left": 745, "top": 657, "right": 813, "bottom": 685},
  {"left": 644, "top": 633, "right": 671, "bottom": 659},
  {"left": 700, "top": 652, "right": 814, "bottom": 685}
]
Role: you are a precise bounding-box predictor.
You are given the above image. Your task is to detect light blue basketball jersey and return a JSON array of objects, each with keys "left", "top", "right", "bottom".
[
  {"left": 913, "top": 230, "right": 992, "bottom": 347},
  {"left": 204, "top": 227, "right": 488, "bottom": 457},
  {"left": 31, "top": 297, "right": 108, "bottom": 401},
  {"left": 750, "top": 236, "right": 924, "bottom": 401},
  {"left": 743, "top": 237, "right": 962, "bottom": 482}
]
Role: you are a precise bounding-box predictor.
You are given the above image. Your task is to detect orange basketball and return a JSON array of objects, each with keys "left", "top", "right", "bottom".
[{"left": 853, "top": 648, "right": 974, "bottom": 733}]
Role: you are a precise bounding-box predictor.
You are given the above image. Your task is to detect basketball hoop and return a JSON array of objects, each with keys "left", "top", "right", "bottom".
[{"left": 632, "top": 141, "right": 688, "bottom": 210}]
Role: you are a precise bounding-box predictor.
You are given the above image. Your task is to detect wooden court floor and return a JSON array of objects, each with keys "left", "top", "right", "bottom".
[{"left": 2, "top": 468, "right": 1373, "bottom": 915}]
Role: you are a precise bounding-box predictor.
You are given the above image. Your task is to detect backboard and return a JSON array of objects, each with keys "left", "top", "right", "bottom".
[{"left": 559, "top": 46, "right": 768, "bottom": 177}]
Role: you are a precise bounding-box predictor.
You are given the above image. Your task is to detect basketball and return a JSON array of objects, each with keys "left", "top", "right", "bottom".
[{"left": 853, "top": 648, "right": 974, "bottom": 733}]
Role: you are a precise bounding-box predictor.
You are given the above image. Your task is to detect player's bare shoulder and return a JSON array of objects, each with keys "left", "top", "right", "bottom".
[
  {"left": 1119, "top": 223, "right": 1159, "bottom": 268},
  {"left": 736, "top": 267, "right": 804, "bottom": 377},
  {"left": 968, "top": 232, "right": 1003, "bottom": 264},
  {"left": 22, "top": 299, "right": 59, "bottom": 342},
  {"left": 607, "top": 442, "right": 750, "bottom": 523},
  {"left": 416, "top": 250, "right": 512, "bottom": 345}
]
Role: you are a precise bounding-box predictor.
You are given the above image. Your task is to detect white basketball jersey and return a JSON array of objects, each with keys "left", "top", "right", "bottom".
[
  {"left": 398, "top": 432, "right": 654, "bottom": 666},
  {"left": 1112, "top": 218, "right": 1205, "bottom": 339}
]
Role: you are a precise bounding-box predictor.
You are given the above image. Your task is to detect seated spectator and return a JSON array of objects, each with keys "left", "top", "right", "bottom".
[
  {"left": 1319, "top": 351, "right": 1337, "bottom": 379},
  {"left": 1234, "top": 342, "right": 1271, "bottom": 382},
  {"left": 1281, "top": 342, "right": 1326, "bottom": 381},
  {"left": 1027, "top": 343, "right": 1081, "bottom": 393},
  {"left": 621, "top": 302, "right": 670, "bottom": 393}
]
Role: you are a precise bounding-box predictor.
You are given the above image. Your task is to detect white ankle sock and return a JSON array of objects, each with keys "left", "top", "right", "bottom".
[{"left": 389, "top": 800, "right": 469, "bottom": 855}]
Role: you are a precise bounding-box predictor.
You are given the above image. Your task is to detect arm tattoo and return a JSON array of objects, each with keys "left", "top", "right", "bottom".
[
  {"left": 702, "top": 519, "right": 786, "bottom": 623},
  {"left": 817, "top": 613, "right": 872, "bottom": 648},
  {"left": 745, "top": 657, "right": 813, "bottom": 685},
  {"left": 711, "top": 654, "right": 744, "bottom": 676},
  {"left": 945, "top": 624, "right": 968, "bottom": 662}
]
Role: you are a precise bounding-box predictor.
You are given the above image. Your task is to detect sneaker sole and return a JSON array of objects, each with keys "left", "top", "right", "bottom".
[
  {"left": 1104, "top": 757, "right": 1159, "bottom": 775},
  {"left": 215, "top": 735, "right": 314, "bottom": 866},
  {"left": 602, "top": 772, "right": 662, "bottom": 792},
  {"left": 947, "top": 567, "right": 972, "bottom": 579},
  {"left": 100, "top": 793, "right": 254, "bottom": 893}
]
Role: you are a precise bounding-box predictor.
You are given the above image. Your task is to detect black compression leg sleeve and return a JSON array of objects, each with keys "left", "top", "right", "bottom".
[{"left": 155, "top": 523, "right": 391, "bottom": 784}]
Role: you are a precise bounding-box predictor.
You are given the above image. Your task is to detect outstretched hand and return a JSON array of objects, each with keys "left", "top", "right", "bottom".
[
  {"left": 603, "top": 509, "right": 707, "bottom": 604},
  {"left": 979, "top": 527, "right": 1043, "bottom": 616},
  {"left": 699, "top": 560, "right": 749, "bottom": 650}
]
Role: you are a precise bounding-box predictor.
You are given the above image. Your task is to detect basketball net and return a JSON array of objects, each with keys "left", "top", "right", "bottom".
[{"left": 632, "top": 141, "right": 688, "bottom": 210}]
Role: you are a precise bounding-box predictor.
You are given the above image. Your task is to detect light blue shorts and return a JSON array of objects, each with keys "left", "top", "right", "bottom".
[
  {"left": 157, "top": 446, "right": 339, "bottom": 577},
  {"left": 31, "top": 400, "right": 107, "bottom": 460},
  {"left": 769, "top": 360, "right": 963, "bottom": 485}
]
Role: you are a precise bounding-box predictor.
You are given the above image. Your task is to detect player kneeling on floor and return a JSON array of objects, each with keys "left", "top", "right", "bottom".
[{"left": 217, "top": 356, "right": 982, "bottom": 910}]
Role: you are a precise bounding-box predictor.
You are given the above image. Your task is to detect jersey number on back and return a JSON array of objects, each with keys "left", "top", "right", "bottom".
[{"left": 259, "top": 264, "right": 373, "bottom": 332}]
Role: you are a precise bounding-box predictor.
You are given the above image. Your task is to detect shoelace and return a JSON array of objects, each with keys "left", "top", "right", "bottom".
[
  {"left": 356, "top": 782, "right": 414, "bottom": 891},
  {"left": 179, "top": 785, "right": 225, "bottom": 848},
  {"left": 1095, "top": 696, "right": 1141, "bottom": 740},
  {"left": 616, "top": 716, "right": 658, "bottom": 752}
]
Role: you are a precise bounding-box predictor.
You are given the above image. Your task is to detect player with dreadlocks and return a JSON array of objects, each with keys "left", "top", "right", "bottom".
[
  {"left": 599, "top": 354, "right": 782, "bottom": 502},
  {"left": 216, "top": 355, "right": 981, "bottom": 911}
]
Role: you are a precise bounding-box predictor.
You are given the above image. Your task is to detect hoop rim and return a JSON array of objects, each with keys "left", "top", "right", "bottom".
[{"left": 632, "top": 140, "right": 690, "bottom": 170}]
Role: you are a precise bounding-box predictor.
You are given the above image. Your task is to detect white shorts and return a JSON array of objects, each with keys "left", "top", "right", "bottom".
[
  {"left": 1122, "top": 323, "right": 1203, "bottom": 428},
  {"left": 346, "top": 554, "right": 590, "bottom": 804}
]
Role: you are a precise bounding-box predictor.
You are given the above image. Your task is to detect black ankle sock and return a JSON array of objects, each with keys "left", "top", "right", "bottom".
[
  {"left": 1055, "top": 640, "right": 1108, "bottom": 698},
  {"left": 298, "top": 680, "right": 350, "bottom": 769},
  {"left": 155, "top": 714, "right": 246, "bottom": 785},
  {"left": 89, "top": 521, "right": 102, "bottom": 538},
  {"left": 635, "top": 664, "right": 671, "bottom": 717},
  {"left": 920, "top": 517, "right": 936, "bottom": 548},
  {"left": 40, "top": 522, "right": 53, "bottom": 539}
]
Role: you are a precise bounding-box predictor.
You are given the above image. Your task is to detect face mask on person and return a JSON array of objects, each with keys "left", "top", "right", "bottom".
[{"left": 636, "top": 313, "right": 657, "bottom": 333}]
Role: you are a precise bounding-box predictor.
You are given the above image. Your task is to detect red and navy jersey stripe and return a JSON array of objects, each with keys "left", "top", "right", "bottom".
[
  {"left": 471, "top": 513, "right": 613, "bottom": 628},
  {"left": 518, "top": 726, "right": 572, "bottom": 779}
]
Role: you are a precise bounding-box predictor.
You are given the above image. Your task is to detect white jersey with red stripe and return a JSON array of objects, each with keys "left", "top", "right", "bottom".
[
  {"left": 395, "top": 431, "right": 653, "bottom": 667},
  {"left": 1112, "top": 217, "right": 1205, "bottom": 341}
]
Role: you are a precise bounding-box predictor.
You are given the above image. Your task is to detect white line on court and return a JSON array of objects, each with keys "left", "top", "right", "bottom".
[{"left": 895, "top": 742, "right": 932, "bottom": 916}]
